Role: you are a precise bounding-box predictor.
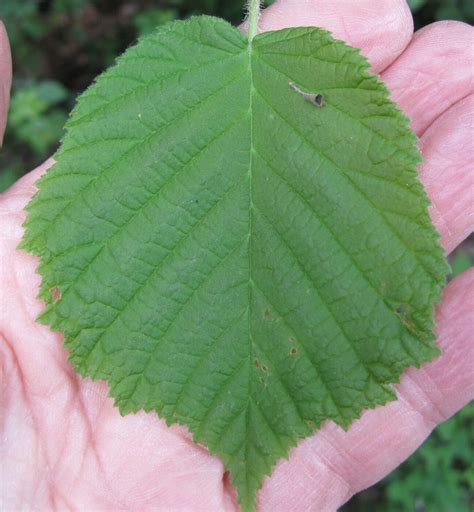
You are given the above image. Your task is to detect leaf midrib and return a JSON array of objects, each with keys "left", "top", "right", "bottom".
[{"left": 245, "top": 35, "right": 256, "bottom": 507}]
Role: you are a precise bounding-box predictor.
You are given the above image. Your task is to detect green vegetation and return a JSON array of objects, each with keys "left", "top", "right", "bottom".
[
  {"left": 1, "top": 0, "right": 473, "bottom": 191},
  {"left": 343, "top": 403, "right": 474, "bottom": 511},
  {"left": 0, "top": 0, "right": 277, "bottom": 192},
  {"left": 21, "top": 15, "right": 449, "bottom": 508},
  {"left": 1, "top": 1, "right": 472, "bottom": 510},
  {"left": 408, "top": 0, "right": 474, "bottom": 27}
]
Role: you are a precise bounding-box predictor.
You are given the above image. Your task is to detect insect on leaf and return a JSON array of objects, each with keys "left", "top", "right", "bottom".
[{"left": 20, "top": 15, "right": 448, "bottom": 511}]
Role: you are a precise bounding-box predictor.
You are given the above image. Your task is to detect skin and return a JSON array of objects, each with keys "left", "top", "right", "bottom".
[{"left": 0, "top": 1, "right": 473, "bottom": 510}]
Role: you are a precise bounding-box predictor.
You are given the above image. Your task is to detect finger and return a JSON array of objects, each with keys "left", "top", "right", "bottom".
[
  {"left": 258, "top": 268, "right": 474, "bottom": 511},
  {"left": 253, "top": 0, "right": 414, "bottom": 73},
  {"left": 419, "top": 94, "right": 474, "bottom": 254},
  {"left": 0, "top": 157, "right": 53, "bottom": 201},
  {"left": 0, "top": 159, "right": 54, "bottom": 343},
  {"left": 0, "top": 159, "right": 55, "bottom": 385},
  {"left": 381, "top": 21, "right": 474, "bottom": 136},
  {"left": 0, "top": 20, "right": 12, "bottom": 144},
  {"left": 0, "top": 159, "right": 58, "bottom": 395}
]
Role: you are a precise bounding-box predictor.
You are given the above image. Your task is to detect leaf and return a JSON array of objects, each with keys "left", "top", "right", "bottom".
[
  {"left": 407, "top": 0, "right": 428, "bottom": 11},
  {"left": 20, "top": 16, "right": 448, "bottom": 511},
  {"left": 450, "top": 249, "right": 472, "bottom": 277}
]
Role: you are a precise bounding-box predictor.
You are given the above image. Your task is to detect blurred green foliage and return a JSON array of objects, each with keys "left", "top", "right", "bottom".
[
  {"left": 8, "top": 80, "right": 68, "bottom": 154},
  {"left": 1, "top": 0, "right": 472, "bottom": 192},
  {"left": 451, "top": 250, "right": 472, "bottom": 276},
  {"left": 408, "top": 0, "right": 474, "bottom": 26},
  {"left": 0, "top": 0, "right": 279, "bottom": 191},
  {"left": 385, "top": 404, "right": 474, "bottom": 511},
  {"left": 133, "top": 7, "right": 178, "bottom": 36},
  {"left": 0, "top": 1, "right": 472, "bottom": 508},
  {"left": 342, "top": 403, "right": 474, "bottom": 511}
]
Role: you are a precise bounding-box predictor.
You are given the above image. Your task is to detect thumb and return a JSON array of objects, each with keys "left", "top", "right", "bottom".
[{"left": 0, "top": 20, "right": 12, "bottom": 146}]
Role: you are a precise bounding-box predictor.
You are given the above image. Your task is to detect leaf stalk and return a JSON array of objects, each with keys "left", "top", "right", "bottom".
[{"left": 247, "top": 0, "right": 261, "bottom": 42}]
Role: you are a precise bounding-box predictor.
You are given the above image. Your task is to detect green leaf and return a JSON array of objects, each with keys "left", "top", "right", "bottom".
[
  {"left": 436, "top": 5, "right": 464, "bottom": 21},
  {"left": 7, "top": 80, "right": 68, "bottom": 154},
  {"left": 20, "top": 16, "right": 448, "bottom": 511},
  {"left": 407, "top": 0, "right": 428, "bottom": 11},
  {"left": 450, "top": 249, "right": 472, "bottom": 277},
  {"left": 0, "top": 166, "right": 19, "bottom": 192},
  {"left": 133, "top": 8, "right": 178, "bottom": 36}
]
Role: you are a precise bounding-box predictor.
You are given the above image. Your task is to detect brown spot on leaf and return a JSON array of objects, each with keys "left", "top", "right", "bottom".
[
  {"left": 261, "top": 364, "right": 268, "bottom": 373},
  {"left": 395, "top": 304, "right": 417, "bottom": 332},
  {"left": 263, "top": 308, "right": 271, "bottom": 319},
  {"left": 254, "top": 358, "right": 260, "bottom": 368},
  {"left": 290, "top": 347, "right": 298, "bottom": 355},
  {"left": 50, "top": 287, "right": 61, "bottom": 302}
]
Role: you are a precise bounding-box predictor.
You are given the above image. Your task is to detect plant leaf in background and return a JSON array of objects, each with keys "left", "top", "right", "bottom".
[
  {"left": 408, "top": 0, "right": 429, "bottom": 10},
  {"left": 7, "top": 80, "right": 68, "bottom": 155},
  {"left": 0, "top": 167, "right": 18, "bottom": 191},
  {"left": 133, "top": 8, "right": 178, "bottom": 36},
  {"left": 20, "top": 16, "right": 449, "bottom": 511},
  {"left": 0, "top": 80, "right": 69, "bottom": 192},
  {"left": 383, "top": 403, "right": 474, "bottom": 512},
  {"left": 450, "top": 249, "right": 472, "bottom": 277}
]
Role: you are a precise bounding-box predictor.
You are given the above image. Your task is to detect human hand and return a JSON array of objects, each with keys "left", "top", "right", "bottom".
[{"left": 1, "top": 2, "right": 473, "bottom": 510}]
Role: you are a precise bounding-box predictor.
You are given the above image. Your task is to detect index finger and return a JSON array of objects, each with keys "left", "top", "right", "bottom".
[
  {"left": 257, "top": 0, "right": 414, "bottom": 72},
  {"left": 0, "top": 21, "right": 12, "bottom": 145}
]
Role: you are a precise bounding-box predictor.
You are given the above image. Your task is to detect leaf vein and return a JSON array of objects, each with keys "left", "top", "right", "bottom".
[{"left": 253, "top": 86, "right": 439, "bottom": 283}]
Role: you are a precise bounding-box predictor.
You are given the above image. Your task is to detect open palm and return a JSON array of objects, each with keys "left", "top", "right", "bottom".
[{"left": 1, "top": 1, "right": 473, "bottom": 510}]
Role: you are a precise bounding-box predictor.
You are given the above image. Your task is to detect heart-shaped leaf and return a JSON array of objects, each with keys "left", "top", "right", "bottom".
[{"left": 21, "top": 16, "right": 448, "bottom": 511}]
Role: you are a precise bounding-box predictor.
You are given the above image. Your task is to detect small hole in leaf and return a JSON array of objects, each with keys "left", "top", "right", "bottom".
[
  {"left": 313, "top": 94, "right": 325, "bottom": 107},
  {"left": 289, "top": 336, "right": 296, "bottom": 343},
  {"left": 289, "top": 82, "right": 325, "bottom": 108},
  {"left": 50, "top": 287, "right": 61, "bottom": 302},
  {"left": 261, "top": 364, "right": 268, "bottom": 372}
]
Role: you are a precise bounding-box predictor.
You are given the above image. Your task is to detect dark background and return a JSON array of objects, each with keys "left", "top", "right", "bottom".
[{"left": 0, "top": 1, "right": 472, "bottom": 510}]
